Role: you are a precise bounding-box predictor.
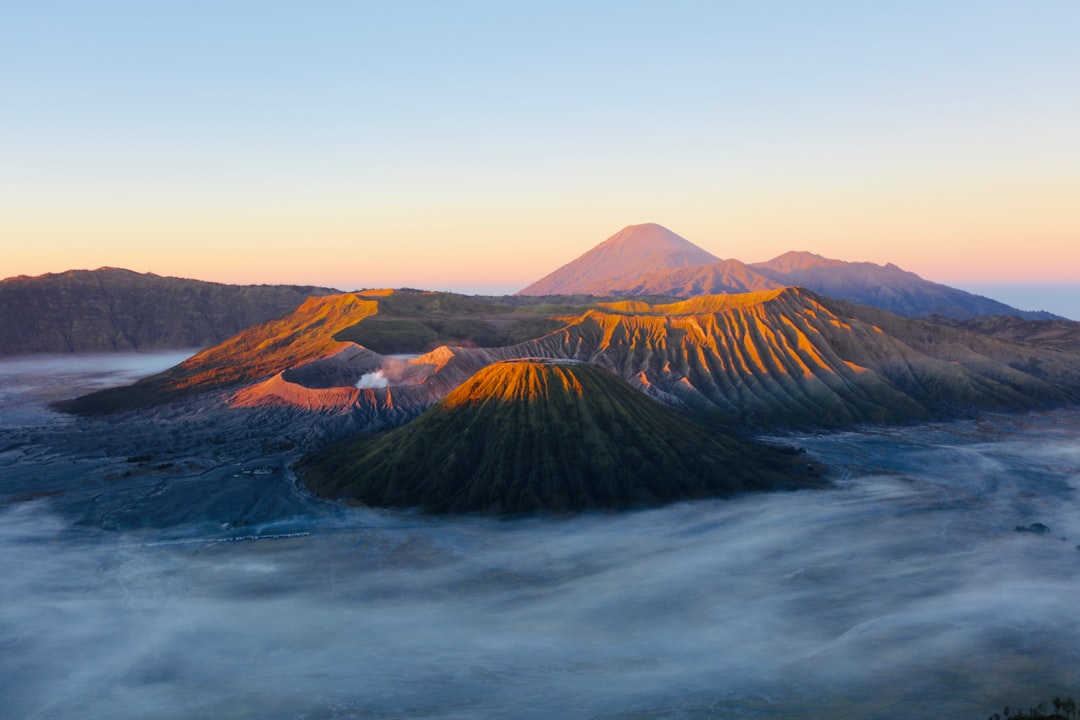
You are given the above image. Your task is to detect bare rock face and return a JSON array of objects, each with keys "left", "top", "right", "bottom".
[
  {"left": 0, "top": 267, "right": 338, "bottom": 356},
  {"left": 297, "top": 360, "right": 822, "bottom": 514}
]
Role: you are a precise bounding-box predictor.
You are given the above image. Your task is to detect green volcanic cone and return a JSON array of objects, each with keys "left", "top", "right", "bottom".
[{"left": 298, "top": 360, "right": 822, "bottom": 513}]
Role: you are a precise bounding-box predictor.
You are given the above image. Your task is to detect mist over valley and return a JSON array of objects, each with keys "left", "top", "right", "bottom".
[{"left": 2, "top": 350, "right": 1080, "bottom": 718}]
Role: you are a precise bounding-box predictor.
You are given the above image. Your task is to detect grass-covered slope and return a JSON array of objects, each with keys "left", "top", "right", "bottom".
[
  {"left": 298, "top": 360, "right": 820, "bottom": 513},
  {"left": 330, "top": 290, "right": 587, "bottom": 353}
]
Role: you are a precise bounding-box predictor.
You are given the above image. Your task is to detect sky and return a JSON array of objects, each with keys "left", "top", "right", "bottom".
[{"left": 2, "top": 2, "right": 1078, "bottom": 314}]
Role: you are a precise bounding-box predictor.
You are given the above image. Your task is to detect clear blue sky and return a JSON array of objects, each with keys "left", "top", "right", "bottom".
[{"left": 2, "top": 2, "right": 1077, "bottom": 314}]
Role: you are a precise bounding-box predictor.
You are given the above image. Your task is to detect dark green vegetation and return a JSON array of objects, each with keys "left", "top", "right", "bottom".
[
  {"left": 332, "top": 290, "right": 596, "bottom": 353},
  {"left": 298, "top": 360, "right": 824, "bottom": 513},
  {"left": 985, "top": 696, "right": 1077, "bottom": 719},
  {"left": 0, "top": 267, "right": 336, "bottom": 355}
]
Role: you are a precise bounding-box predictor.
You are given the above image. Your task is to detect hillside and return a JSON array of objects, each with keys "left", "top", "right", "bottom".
[
  {"left": 928, "top": 315, "right": 1080, "bottom": 354},
  {"left": 329, "top": 290, "right": 581, "bottom": 354},
  {"left": 55, "top": 293, "right": 380, "bottom": 414},
  {"left": 750, "top": 252, "right": 1056, "bottom": 320},
  {"left": 0, "top": 268, "right": 337, "bottom": 356},
  {"left": 298, "top": 360, "right": 822, "bottom": 513},
  {"left": 506, "top": 288, "right": 1080, "bottom": 427},
  {"left": 608, "top": 258, "right": 779, "bottom": 297},
  {"left": 55, "top": 289, "right": 593, "bottom": 415}
]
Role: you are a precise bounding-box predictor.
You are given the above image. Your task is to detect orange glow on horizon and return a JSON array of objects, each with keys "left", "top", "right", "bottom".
[{"left": 3, "top": 195, "right": 1077, "bottom": 288}]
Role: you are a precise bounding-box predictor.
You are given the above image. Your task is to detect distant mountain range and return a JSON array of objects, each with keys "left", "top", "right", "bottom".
[
  {"left": 0, "top": 268, "right": 338, "bottom": 356},
  {"left": 2, "top": 226, "right": 1063, "bottom": 359},
  {"left": 518, "top": 223, "right": 1059, "bottom": 320}
]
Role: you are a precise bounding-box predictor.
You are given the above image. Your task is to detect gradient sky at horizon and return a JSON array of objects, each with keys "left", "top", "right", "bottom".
[{"left": 2, "top": 2, "right": 1078, "bottom": 312}]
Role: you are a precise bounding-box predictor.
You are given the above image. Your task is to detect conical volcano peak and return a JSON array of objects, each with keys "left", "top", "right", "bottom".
[
  {"left": 517, "top": 225, "right": 1057, "bottom": 319},
  {"left": 517, "top": 223, "right": 720, "bottom": 296},
  {"left": 598, "top": 223, "right": 712, "bottom": 255},
  {"left": 299, "top": 359, "right": 820, "bottom": 513},
  {"left": 444, "top": 360, "right": 587, "bottom": 407}
]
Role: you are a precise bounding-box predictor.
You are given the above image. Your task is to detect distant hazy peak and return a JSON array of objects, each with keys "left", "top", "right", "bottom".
[
  {"left": 752, "top": 251, "right": 846, "bottom": 273},
  {"left": 2, "top": 266, "right": 145, "bottom": 283},
  {"left": 580, "top": 224, "right": 721, "bottom": 273},
  {"left": 517, "top": 223, "right": 720, "bottom": 296},
  {"left": 753, "top": 252, "right": 929, "bottom": 281},
  {"left": 518, "top": 224, "right": 1060, "bottom": 320},
  {"left": 598, "top": 222, "right": 713, "bottom": 251}
]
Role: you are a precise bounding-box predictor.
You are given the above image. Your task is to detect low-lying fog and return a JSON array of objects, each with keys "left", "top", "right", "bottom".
[
  {"left": 2, "top": 355, "right": 1079, "bottom": 719},
  {"left": 0, "top": 350, "right": 196, "bottom": 424}
]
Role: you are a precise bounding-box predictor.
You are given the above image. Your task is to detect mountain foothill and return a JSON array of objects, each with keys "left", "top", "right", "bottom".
[{"left": 15, "top": 224, "right": 1080, "bottom": 513}]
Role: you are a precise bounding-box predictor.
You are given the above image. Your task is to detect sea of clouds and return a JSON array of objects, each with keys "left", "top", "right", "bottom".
[{"left": 1, "top": 355, "right": 1079, "bottom": 719}]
